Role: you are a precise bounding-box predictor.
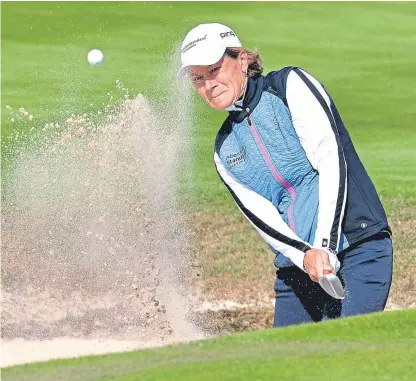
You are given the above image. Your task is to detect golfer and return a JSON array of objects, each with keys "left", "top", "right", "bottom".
[{"left": 177, "top": 23, "right": 393, "bottom": 327}]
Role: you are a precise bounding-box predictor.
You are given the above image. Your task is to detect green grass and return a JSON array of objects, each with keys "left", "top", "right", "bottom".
[
  {"left": 2, "top": 1, "right": 416, "bottom": 211},
  {"left": 3, "top": 309, "right": 416, "bottom": 380}
]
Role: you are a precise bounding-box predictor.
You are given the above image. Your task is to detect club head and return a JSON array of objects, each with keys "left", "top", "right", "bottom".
[{"left": 319, "top": 274, "right": 345, "bottom": 300}]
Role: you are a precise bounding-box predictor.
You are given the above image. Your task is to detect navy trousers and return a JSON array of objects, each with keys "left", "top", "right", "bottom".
[{"left": 273, "top": 232, "right": 393, "bottom": 327}]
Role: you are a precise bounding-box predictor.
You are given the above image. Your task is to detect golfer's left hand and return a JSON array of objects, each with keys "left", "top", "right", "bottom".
[{"left": 303, "top": 248, "right": 334, "bottom": 282}]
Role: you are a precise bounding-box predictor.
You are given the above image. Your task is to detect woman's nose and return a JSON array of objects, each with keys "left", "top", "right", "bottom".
[{"left": 205, "top": 78, "right": 217, "bottom": 90}]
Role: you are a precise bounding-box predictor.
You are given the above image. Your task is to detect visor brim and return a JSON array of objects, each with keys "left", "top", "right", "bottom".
[{"left": 175, "top": 46, "right": 227, "bottom": 82}]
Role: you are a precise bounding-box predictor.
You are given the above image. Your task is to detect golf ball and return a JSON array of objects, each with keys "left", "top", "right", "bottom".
[{"left": 87, "top": 49, "right": 104, "bottom": 66}]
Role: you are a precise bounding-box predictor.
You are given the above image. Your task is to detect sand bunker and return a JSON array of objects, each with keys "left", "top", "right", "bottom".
[{"left": 1, "top": 84, "right": 205, "bottom": 367}]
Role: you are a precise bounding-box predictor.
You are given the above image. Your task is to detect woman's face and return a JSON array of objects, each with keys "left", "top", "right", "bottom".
[{"left": 188, "top": 51, "right": 248, "bottom": 110}]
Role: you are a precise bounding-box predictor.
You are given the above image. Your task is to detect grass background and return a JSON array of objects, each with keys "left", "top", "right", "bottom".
[{"left": 2, "top": 1, "right": 416, "bottom": 210}]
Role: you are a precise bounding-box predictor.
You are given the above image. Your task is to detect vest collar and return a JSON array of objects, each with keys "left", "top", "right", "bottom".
[{"left": 227, "top": 75, "right": 265, "bottom": 123}]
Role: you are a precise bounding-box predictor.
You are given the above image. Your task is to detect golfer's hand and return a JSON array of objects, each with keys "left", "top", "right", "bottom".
[{"left": 303, "top": 249, "right": 334, "bottom": 283}]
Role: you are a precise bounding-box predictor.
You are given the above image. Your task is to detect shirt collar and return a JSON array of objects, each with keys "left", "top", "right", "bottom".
[
  {"left": 225, "top": 98, "right": 244, "bottom": 112},
  {"left": 225, "top": 80, "right": 248, "bottom": 112},
  {"left": 227, "top": 75, "right": 265, "bottom": 123}
]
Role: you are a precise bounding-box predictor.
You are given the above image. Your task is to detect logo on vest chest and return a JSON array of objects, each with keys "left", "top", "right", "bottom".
[{"left": 226, "top": 146, "right": 246, "bottom": 168}]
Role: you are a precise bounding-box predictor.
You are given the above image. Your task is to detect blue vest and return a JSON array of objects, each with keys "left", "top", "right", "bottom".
[{"left": 215, "top": 67, "right": 390, "bottom": 268}]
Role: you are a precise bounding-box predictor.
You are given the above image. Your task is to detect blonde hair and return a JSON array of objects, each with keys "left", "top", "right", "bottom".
[{"left": 225, "top": 48, "right": 264, "bottom": 78}]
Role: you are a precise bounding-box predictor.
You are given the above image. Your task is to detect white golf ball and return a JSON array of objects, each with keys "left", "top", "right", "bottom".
[{"left": 87, "top": 49, "right": 104, "bottom": 66}]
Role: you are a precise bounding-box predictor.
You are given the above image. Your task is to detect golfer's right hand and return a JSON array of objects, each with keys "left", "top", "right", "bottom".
[{"left": 303, "top": 249, "right": 334, "bottom": 283}]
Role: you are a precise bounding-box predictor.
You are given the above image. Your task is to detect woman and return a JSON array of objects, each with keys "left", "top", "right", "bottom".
[{"left": 177, "top": 23, "right": 393, "bottom": 327}]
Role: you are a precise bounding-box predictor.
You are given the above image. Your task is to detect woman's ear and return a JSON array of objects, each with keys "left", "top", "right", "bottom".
[{"left": 239, "top": 50, "right": 249, "bottom": 71}]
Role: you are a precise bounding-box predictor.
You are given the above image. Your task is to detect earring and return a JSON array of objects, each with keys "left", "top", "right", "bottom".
[{"left": 242, "top": 70, "right": 248, "bottom": 77}]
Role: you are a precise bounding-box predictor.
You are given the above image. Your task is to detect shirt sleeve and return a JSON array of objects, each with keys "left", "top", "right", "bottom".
[
  {"left": 214, "top": 152, "right": 311, "bottom": 271},
  {"left": 286, "top": 68, "right": 348, "bottom": 253}
]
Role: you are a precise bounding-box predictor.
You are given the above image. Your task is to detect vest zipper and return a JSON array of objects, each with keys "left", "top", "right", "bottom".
[{"left": 246, "top": 115, "right": 297, "bottom": 232}]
